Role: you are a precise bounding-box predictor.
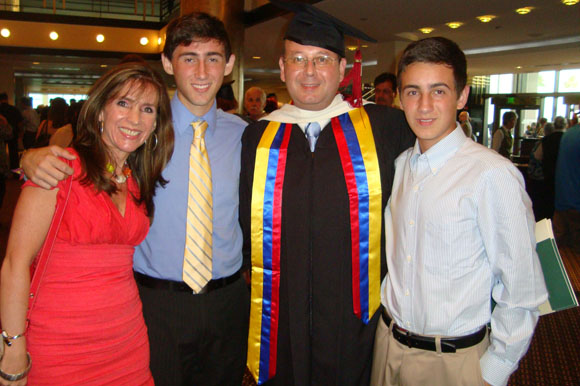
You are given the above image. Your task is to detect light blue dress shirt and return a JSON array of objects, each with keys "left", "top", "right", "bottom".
[
  {"left": 134, "top": 97, "right": 247, "bottom": 280},
  {"left": 382, "top": 126, "right": 548, "bottom": 386}
]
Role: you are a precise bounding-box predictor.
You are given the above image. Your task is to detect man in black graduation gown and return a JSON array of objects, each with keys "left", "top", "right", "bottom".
[{"left": 240, "top": 2, "right": 414, "bottom": 385}]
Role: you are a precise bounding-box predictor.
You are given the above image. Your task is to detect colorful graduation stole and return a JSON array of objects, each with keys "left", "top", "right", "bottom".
[{"left": 247, "top": 108, "right": 382, "bottom": 384}]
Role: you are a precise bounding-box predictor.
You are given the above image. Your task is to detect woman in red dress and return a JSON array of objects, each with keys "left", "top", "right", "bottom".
[{"left": 0, "top": 63, "right": 174, "bottom": 385}]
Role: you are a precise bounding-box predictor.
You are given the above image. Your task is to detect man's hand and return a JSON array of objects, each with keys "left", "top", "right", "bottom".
[{"left": 21, "top": 146, "right": 76, "bottom": 189}]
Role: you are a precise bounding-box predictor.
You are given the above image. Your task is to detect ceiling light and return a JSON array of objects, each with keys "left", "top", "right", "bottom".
[
  {"left": 96, "top": 34, "right": 105, "bottom": 43},
  {"left": 140, "top": 37, "right": 149, "bottom": 46},
  {"left": 515, "top": 66, "right": 522, "bottom": 69},
  {"left": 32, "top": 61, "right": 40, "bottom": 65},
  {"left": 515, "top": 7, "right": 533, "bottom": 14},
  {"left": 561, "top": 0, "right": 578, "bottom": 5},
  {"left": 1, "top": 28, "right": 10, "bottom": 38},
  {"left": 445, "top": 22, "right": 463, "bottom": 29},
  {"left": 157, "top": 37, "right": 162, "bottom": 45},
  {"left": 252, "top": 56, "right": 261, "bottom": 60},
  {"left": 419, "top": 27, "right": 434, "bottom": 34},
  {"left": 346, "top": 45, "right": 357, "bottom": 51},
  {"left": 361, "top": 44, "right": 368, "bottom": 48},
  {"left": 476, "top": 15, "right": 496, "bottom": 23},
  {"left": 49, "top": 31, "right": 59, "bottom": 40},
  {"left": 100, "top": 64, "right": 108, "bottom": 68}
]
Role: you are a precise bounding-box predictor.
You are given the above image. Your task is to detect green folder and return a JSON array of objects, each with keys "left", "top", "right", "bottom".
[{"left": 535, "top": 218, "right": 578, "bottom": 315}]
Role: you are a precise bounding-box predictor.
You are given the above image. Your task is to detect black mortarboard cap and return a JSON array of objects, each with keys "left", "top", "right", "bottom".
[{"left": 271, "top": 0, "right": 376, "bottom": 57}]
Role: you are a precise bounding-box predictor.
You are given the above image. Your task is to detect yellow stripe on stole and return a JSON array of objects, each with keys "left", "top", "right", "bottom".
[
  {"left": 348, "top": 108, "right": 382, "bottom": 318},
  {"left": 247, "top": 121, "right": 281, "bottom": 381}
]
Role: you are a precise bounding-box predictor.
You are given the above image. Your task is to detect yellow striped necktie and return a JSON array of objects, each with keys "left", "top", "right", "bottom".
[{"left": 183, "top": 120, "right": 213, "bottom": 292}]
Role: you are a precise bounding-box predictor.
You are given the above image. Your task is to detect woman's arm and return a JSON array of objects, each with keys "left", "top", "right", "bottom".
[{"left": 0, "top": 185, "right": 58, "bottom": 385}]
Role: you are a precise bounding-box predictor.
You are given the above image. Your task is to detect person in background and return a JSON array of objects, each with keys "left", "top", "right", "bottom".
[
  {"left": 371, "top": 36, "right": 547, "bottom": 386},
  {"left": 373, "top": 72, "right": 397, "bottom": 108},
  {"left": 536, "top": 117, "right": 548, "bottom": 137},
  {"left": 243, "top": 86, "right": 267, "bottom": 121},
  {"left": 0, "top": 62, "right": 174, "bottom": 385},
  {"left": 491, "top": 110, "right": 517, "bottom": 158},
  {"left": 19, "top": 97, "right": 40, "bottom": 150},
  {"left": 216, "top": 80, "right": 239, "bottom": 114},
  {"left": 0, "top": 114, "right": 11, "bottom": 208},
  {"left": 35, "top": 97, "right": 68, "bottom": 145},
  {"left": 265, "top": 92, "right": 280, "bottom": 113},
  {"left": 541, "top": 116, "right": 567, "bottom": 218},
  {"left": 0, "top": 92, "right": 22, "bottom": 172},
  {"left": 49, "top": 100, "right": 85, "bottom": 148},
  {"left": 458, "top": 110, "right": 474, "bottom": 139},
  {"left": 554, "top": 116, "right": 580, "bottom": 253}
]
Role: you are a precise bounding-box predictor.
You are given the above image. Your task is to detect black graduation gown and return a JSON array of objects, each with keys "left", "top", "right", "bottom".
[{"left": 240, "top": 104, "right": 415, "bottom": 386}]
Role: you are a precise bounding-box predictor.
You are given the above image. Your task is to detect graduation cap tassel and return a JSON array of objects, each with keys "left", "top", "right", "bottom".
[{"left": 339, "top": 44, "right": 363, "bottom": 108}]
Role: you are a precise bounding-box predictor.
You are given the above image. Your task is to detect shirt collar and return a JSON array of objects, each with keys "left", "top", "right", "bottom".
[
  {"left": 171, "top": 96, "right": 217, "bottom": 136},
  {"left": 410, "top": 125, "right": 466, "bottom": 176}
]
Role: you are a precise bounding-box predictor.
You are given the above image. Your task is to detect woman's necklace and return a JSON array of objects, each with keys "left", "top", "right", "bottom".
[{"left": 106, "top": 162, "right": 132, "bottom": 184}]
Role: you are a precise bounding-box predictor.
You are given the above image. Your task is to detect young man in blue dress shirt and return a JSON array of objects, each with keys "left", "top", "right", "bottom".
[
  {"left": 21, "top": 13, "right": 249, "bottom": 386},
  {"left": 370, "top": 37, "right": 548, "bottom": 386}
]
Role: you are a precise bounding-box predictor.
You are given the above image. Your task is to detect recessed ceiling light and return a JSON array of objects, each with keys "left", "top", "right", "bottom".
[
  {"left": 252, "top": 56, "right": 261, "bottom": 60},
  {"left": 49, "top": 31, "right": 59, "bottom": 40},
  {"left": 515, "top": 7, "right": 533, "bottom": 15},
  {"left": 361, "top": 44, "right": 368, "bottom": 48},
  {"left": 561, "top": 0, "right": 578, "bottom": 5},
  {"left": 140, "top": 37, "right": 149, "bottom": 46},
  {"left": 96, "top": 34, "right": 105, "bottom": 43},
  {"left": 157, "top": 37, "right": 162, "bottom": 45},
  {"left": 346, "top": 45, "right": 357, "bottom": 51},
  {"left": 100, "top": 64, "right": 108, "bottom": 68},
  {"left": 32, "top": 61, "right": 40, "bottom": 65},
  {"left": 476, "top": 15, "right": 496, "bottom": 23},
  {"left": 515, "top": 65, "right": 522, "bottom": 69},
  {"left": 1, "top": 28, "right": 10, "bottom": 38},
  {"left": 445, "top": 22, "right": 463, "bottom": 29},
  {"left": 419, "top": 27, "right": 434, "bottom": 34}
]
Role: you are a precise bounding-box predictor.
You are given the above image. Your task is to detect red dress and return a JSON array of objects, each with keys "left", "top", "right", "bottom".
[{"left": 25, "top": 153, "right": 153, "bottom": 385}]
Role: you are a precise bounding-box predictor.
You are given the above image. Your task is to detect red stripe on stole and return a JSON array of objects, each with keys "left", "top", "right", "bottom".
[
  {"left": 268, "top": 123, "right": 292, "bottom": 376},
  {"left": 331, "top": 117, "right": 362, "bottom": 317}
]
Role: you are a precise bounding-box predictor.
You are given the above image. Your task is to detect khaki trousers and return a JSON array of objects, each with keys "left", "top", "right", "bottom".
[{"left": 371, "top": 315, "right": 489, "bottom": 386}]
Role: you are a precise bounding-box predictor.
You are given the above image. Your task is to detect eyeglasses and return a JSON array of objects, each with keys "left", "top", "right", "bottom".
[{"left": 284, "top": 55, "right": 338, "bottom": 68}]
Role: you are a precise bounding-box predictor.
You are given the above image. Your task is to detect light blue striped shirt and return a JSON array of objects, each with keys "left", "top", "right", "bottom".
[
  {"left": 382, "top": 126, "right": 548, "bottom": 386},
  {"left": 134, "top": 97, "right": 247, "bottom": 280}
]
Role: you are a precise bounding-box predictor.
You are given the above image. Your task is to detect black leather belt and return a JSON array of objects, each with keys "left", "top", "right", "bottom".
[
  {"left": 381, "top": 307, "right": 487, "bottom": 353},
  {"left": 134, "top": 271, "right": 240, "bottom": 294}
]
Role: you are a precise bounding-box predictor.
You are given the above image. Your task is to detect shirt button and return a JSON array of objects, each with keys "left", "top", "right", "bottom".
[
  {"left": 405, "top": 289, "right": 410, "bottom": 296},
  {"left": 409, "top": 220, "right": 415, "bottom": 226},
  {"left": 406, "top": 255, "right": 411, "bottom": 262}
]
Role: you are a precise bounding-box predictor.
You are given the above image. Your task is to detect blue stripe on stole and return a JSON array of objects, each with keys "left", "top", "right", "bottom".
[
  {"left": 258, "top": 123, "right": 285, "bottom": 381},
  {"left": 338, "top": 113, "right": 371, "bottom": 321}
]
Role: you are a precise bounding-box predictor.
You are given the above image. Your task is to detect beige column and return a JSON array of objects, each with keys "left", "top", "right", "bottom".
[{"left": 180, "top": 0, "right": 245, "bottom": 106}]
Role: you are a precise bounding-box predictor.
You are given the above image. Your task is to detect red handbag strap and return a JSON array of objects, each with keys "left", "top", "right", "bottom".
[{"left": 26, "top": 162, "right": 73, "bottom": 328}]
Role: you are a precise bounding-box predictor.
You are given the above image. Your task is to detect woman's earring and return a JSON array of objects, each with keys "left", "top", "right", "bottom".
[
  {"left": 99, "top": 121, "right": 103, "bottom": 134},
  {"left": 151, "top": 133, "right": 158, "bottom": 151}
]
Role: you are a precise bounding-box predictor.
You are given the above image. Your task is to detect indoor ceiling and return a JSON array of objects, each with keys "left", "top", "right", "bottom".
[{"left": 1, "top": 0, "right": 579, "bottom": 96}]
